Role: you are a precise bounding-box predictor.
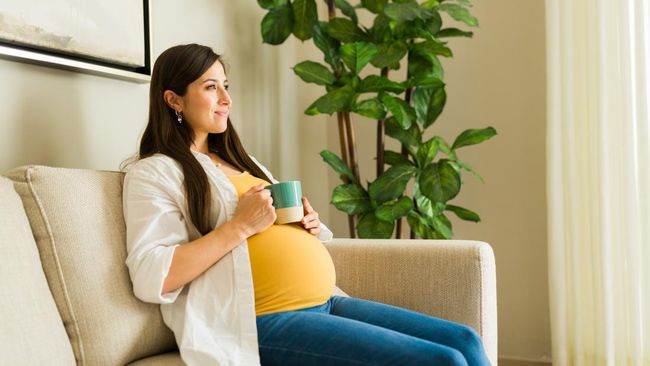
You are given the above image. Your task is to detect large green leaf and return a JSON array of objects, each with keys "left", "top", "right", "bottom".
[
  {"left": 412, "top": 40, "right": 453, "bottom": 58},
  {"left": 357, "top": 213, "right": 394, "bottom": 238},
  {"left": 384, "top": 1, "right": 422, "bottom": 22},
  {"left": 446, "top": 204, "right": 481, "bottom": 222},
  {"left": 407, "top": 211, "right": 437, "bottom": 239},
  {"left": 431, "top": 213, "right": 453, "bottom": 238},
  {"left": 385, "top": 117, "right": 421, "bottom": 147},
  {"left": 361, "top": 0, "right": 389, "bottom": 13},
  {"left": 320, "top": 150, "right": 355, "bottom": 182},
  {"left": 427, "top": 10, "right": 442, "bottom": 34},
  {"left": 292, "top": 0, "right": 318, "bottom": 40},
  {"left": 421, "top": 0, "right": 439, "bottom": 9},
  {"left": 405, "top": 76, "right": 444, "bottom": 89},
  {"left": 437, "top": 28, "right": 474, "bottom": 38},
  {"left": 451, "top": 127, "right": 497, "bottom": 150},
  {"left": 413, "top": 182, "right": 435, "bottom": 218},
  {"left": 325, "top": 18, "right": 368, "bottom": 43},
  {"left": 309, "top": 86, "right": 356, "bottom": 114},
  {"left": 403, "top": 76, "right": 445, "bottom": 88},
  {"left": 370, "top": 40, "right": 408, "bottom": 69},
  {"left": 335, "top": 0, "right": 358, "bottom": 23},
  {"left": 331, "top": 184, "right": 373, "bottom": 214},
  {"left": 340, "top": 42, "right": 379, "bottom": 74},
  {"left": 384, "top": 150, "right": 412, "bottom": 167},
  {"left": 380, "top": 94, "right": 415, "bottom": 129},
  {"left": 390, "top": 18, "right": 419, "bottom": 39},
  {"left": 368, "top": 165, "right": 417, "bottom": 203},
  {"left": 415, "top": 137, "right": 439, "bottom": 168},
  {"left": 261, "top": 5, "right": 294, "bottom": 45},
  {"left": 418, "top": 159, "right": 461, "bottom": 202},
  {"left": 413, "top": 83, "right": 446, "bottom": 128},
  {"left": 408, "top": 49, "right": 443, "bottom": 80},
  {"left": 375, "top": 196, "right": 413, "bottom": 221},
  {"left": 439, "top": 3, "right": 479, "bottom": 27},
  {"left": 313, "top": 22, "right": 342, "bottom": 70},
  {"left": 353, "top": 98, "right": 386, "bottom": 119},
  {"left": 359, "top": 75, "right": 405, "bottom": 93},
  {"left": 257, "top": 0, "right": 287, "bottom": 10},
  {"left": 293, "top": 61, "right": 336, "bottom": 86},
  {"left": 370, "top": 13, "right": 392, "bottom": 43}
]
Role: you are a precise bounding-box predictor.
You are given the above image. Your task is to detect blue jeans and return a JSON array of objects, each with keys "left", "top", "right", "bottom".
[{"left": 256, "top": 296, "right": 491, "bottom": 366}]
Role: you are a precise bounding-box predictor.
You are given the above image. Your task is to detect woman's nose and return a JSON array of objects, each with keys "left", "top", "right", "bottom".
[{"left": 218, "top": 91, "right": 231, "bottom": 105}]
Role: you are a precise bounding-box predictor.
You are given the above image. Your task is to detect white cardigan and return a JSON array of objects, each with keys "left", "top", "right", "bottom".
[{"left": 122, "top": 150, "right": 333, "bottom": 365}]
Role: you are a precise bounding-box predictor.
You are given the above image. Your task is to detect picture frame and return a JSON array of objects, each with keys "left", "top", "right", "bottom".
[{"left": 0, "top": 0, "right": 151, "bottom": 83}]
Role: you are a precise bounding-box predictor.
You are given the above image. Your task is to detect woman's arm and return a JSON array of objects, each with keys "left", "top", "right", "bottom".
[{"left": 161, "top": 220, "right": 247, "bottom": 294}]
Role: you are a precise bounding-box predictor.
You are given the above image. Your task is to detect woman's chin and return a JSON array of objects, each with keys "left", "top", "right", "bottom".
[{"left": 210, "top": 124, "right": 228, "bottom": 134}]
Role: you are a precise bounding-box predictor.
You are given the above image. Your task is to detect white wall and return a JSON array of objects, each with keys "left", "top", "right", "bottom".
[{"left": 0, "top": 0, "right": 551, "bottom": 364}]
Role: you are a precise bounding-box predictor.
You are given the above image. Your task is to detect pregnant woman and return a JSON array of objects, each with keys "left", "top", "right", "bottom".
[{"left": 122, "top": 43, "right": 491, "bottom": 366}]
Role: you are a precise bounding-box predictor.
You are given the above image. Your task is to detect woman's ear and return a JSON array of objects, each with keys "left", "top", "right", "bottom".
[{"left": 163, "top": 90, "right": 183, "bottom": 112}]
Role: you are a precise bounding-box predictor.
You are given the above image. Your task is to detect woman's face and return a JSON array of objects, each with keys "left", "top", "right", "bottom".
[{"left": 179, "top": 60, "right": 231, "bottom": 135}]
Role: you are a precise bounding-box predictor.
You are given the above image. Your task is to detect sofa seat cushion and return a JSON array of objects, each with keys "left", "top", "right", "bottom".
[
  {"left": 5, "top": 166, "right": 177, "bottom": 366},
  {"left": 0, "top": 177, "right": 76, "bottom": 365},
  {"left": 127, "top": 352, "right": 184, "bottom": 366}
]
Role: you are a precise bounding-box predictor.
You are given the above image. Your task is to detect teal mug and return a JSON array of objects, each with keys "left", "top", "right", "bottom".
[{"left": 266, "top": 181, "right": 303, "bottom": 224}]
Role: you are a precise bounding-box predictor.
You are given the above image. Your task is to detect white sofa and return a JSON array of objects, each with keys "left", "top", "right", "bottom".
[{"left": 0, "top": 165, "right": 497, "bottom": 365}]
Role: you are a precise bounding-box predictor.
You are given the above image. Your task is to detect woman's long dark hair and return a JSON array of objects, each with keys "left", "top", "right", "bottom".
[{"left": 128, "top": 43, "right": 271, "bottom": 235}]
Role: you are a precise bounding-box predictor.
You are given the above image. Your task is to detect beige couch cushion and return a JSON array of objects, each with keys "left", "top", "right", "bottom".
[
  {"left": 5, "top": 166, "right": 177, "bottom": 366},
  {"left": 128, "top": 352, "right": 184, "bottom": 366},
  {"left": 0, "top": 177, "right": 76, "bottom": 365}
]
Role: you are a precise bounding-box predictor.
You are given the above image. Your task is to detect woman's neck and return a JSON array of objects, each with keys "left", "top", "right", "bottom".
[{"left": 191, "top": 135, "right": 210, "bottom": 155}]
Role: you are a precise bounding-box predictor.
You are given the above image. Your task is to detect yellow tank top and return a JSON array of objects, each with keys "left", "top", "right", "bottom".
[{"left": 226, "top": 171, "right": 336, "bottom": 315}]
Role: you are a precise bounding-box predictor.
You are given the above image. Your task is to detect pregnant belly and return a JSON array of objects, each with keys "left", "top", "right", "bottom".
[{"left": 247, "top": 223, "right": 336, "bottom": 315}]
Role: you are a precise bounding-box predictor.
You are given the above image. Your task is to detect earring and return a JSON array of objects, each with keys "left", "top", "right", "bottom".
[{"left": 175, "top": 110, "right": 183, "bottom": 124}]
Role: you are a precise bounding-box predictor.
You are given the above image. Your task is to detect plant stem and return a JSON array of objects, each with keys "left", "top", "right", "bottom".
[
  {"left": 337, "top": 112, "right": 356, "bottom": 237},
  {"left": 327, "top": 0, "right": 335, "bottom": 18},
  {"left": 344, "top": 112, "right": 359, "bottom": 237},
  {"left": 344, "top": 112, "right": 360, "bottom": 181},
  {"left": 326, "top": 0, "right": 355, "bottom": 238},
  {"left": 336, "top": 113, "right": 350, "bottom": 170},
  {"left": 376, "top": 67, "right": 389, "bottom": 177}
]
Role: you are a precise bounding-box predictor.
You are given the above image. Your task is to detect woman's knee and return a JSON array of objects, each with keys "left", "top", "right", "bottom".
[
  {"left": 458, "top": 325, "right": 483, "bottom": 344},
  {"left": 452, "top": 324, "right": 486, "bottom": 356},
  {"left": 428, "top": 347, "right": 468, "bottom": 366}
]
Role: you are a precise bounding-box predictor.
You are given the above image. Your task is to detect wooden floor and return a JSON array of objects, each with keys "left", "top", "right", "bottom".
[{"left": 498, "top": 357, "right": 552, "bottom": 366}]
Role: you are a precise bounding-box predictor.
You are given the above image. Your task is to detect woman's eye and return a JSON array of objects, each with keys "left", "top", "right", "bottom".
[
  {"left": 224, "top": 85, "right": 229, "bottom": 90},
  {"left": 207, "top": 85, "right": 216, "bottom": 90}
]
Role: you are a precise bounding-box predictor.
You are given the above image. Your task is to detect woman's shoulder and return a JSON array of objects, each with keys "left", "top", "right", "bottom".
[{"left": 124, "top": 153, "right": 183, "bottom": 182}]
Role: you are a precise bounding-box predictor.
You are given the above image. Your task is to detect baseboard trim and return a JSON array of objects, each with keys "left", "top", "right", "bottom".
[{"left": 498, "top": 355, "right": 552, "bottom": 366}]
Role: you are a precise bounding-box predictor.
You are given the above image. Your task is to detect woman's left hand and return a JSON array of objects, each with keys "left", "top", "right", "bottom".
[{"left": 300, "top": 197, "right": 321, "bottom": 236}]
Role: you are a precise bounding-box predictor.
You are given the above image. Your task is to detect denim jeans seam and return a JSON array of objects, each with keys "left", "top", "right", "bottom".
[{"left": 259, "top": 344, "right": 377, "bottom": 366}]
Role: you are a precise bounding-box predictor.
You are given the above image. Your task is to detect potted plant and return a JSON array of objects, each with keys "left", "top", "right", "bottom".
[{"left": 257, "top": 0, "right": 496, "bottom": 239}]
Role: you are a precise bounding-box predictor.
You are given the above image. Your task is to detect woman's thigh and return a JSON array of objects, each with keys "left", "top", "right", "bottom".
[
  {"left": 329, "top": 296, "right": 491, "bottom": 366},
  {"left": 256, "top": 310, "right": 467, "bottom": 366}
]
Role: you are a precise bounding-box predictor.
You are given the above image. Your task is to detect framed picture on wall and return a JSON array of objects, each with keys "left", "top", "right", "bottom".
[{"left": 0, "top": 0, "right": 150, "bottom": 83}]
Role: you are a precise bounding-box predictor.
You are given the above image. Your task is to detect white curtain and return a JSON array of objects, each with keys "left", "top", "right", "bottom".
[{"left": 546, "top": 0, "right": 650, "bottom": 365}]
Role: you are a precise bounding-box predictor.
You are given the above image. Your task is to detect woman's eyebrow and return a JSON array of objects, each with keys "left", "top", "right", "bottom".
[{"left": 202, "top": 78, "right": 228, "bottom": 84}]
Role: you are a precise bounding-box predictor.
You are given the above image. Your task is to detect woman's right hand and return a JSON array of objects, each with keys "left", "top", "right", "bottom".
[{"left": 231, "top": 184, "right": 276, "bottom": 237}]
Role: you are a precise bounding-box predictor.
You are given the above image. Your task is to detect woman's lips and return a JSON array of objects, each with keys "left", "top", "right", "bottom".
[{"left": 215, "top": 110, "right": 229, "bottom": 117}]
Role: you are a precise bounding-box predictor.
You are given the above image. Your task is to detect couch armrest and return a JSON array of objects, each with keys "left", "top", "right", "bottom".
[{"left": 326, "top": 239, "right": 497, "bottom": 366}]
